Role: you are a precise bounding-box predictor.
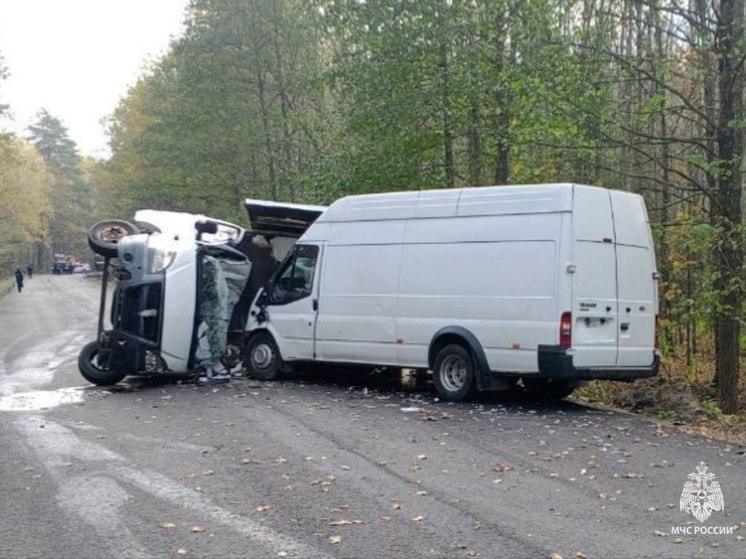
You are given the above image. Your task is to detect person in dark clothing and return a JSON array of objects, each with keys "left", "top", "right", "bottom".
[
  {"left": 26, "top": 265, "right": 33, "bottom": 279},
  {"left": 15, "top": 268, "right": 24, "bottom": 293}
]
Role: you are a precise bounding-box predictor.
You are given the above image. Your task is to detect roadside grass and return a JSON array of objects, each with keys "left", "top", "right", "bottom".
[{"left": 573, "top": 342, "right": 746, "bottom": 443}]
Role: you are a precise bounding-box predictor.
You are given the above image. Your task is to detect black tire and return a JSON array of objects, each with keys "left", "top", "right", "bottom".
[
  {"left": 516, "top": 378, "right": 577, "bottom": 401},
  {"left": 134, "top": 221, "right": 161, "bottom": 235},
  {"left": 78, "top": 341, "right": 127, "bottom": 386},
  {"left": 244, "top": 332, "right": 283, "bottom": 381},
  {"left": 433, "top": 344, "right": 477, "bottom": 401},
  {"left": 88, "top": 219, "right": 139, "bottom": 258}
]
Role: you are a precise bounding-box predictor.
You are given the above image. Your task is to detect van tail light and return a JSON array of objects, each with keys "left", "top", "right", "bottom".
[{"left": 560, "top": 312, "right": 572, "bottom": 349}]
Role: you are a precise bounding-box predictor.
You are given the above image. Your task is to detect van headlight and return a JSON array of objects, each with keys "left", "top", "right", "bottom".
[
  {"left": 149, "top": 248, "right": 176, "bottom": 274},
  {"left": 147, "top": 234, "right": 176, "bottom": 274}
]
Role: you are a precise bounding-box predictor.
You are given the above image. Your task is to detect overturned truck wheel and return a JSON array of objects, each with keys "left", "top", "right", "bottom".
[
  {"left": 88, "top": 219, "right": 139, "bottom": 258},
  {"left": 78, "top": 341, "right": 127, "bottom": 386},
  {"left": 244, "top": 332, "right": 283, "bottom": 381}
]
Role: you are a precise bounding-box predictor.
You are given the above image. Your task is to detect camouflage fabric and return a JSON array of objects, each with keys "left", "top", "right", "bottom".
[{"left": 195, "top": 255, "right": 251, "bottom": 366}]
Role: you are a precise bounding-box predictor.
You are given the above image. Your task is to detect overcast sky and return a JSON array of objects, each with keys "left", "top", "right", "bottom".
[{"left": 0, "top": 0, "right": 189, "bottom": 158}]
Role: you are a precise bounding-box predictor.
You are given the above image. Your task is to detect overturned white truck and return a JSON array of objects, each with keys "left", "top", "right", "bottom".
[
  {"left": 81, "top": 184, "right": 660, "bottom": 402},
  {"left": 79, "top": 200, "right": 324, "bottom": 386}
]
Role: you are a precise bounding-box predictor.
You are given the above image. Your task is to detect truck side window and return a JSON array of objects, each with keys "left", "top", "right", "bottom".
[{"left": 270, "top": 245, "right": 319, "bottom": 304}]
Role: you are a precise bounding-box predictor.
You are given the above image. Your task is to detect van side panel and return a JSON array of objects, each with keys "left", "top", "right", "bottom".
[
  {"left": 397, "top": 213, "right": 561, "bottom": 371},
  {"left": 314, "top": 221, "right": 405, "bottom": 364}
]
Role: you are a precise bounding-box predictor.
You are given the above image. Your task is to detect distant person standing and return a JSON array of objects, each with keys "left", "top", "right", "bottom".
[
  {"left": 14, "top": 268, "right": 24, "bottom": 293},
  {"left": 26, "top": 265, "right": 33, "bottom": 279}
]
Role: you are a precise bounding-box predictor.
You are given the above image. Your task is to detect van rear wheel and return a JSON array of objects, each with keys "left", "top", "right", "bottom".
[
  {"left": 244, "top": 332, "right": 283, "bottom": 381},
  {"left": 433, "top": 344, "right": 477, "bottom": 401}
]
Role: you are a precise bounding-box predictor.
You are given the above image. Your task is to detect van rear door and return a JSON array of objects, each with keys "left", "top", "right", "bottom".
[
  {"left": 571, "top": 187, "right": 619, "bottom": 368},
  {"left": 610, "top": 191, "right": 657, "bottom": 366}
]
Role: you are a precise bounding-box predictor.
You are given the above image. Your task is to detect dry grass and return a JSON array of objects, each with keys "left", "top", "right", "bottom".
[{"left": 574, "top": 344, "right": 746, "bottom": 444}]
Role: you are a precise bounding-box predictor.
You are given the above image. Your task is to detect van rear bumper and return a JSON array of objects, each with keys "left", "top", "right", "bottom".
[{"left": 537, "top": 345, "right": 660, "bottom": 380}]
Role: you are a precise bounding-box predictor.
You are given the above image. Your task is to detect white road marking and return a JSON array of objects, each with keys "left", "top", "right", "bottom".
[
  {"left": 16, "top": 415, "right": 327, "bottom": 558},
  {"left": 0, "top": 386, "right": 84, "bottom": 411}
]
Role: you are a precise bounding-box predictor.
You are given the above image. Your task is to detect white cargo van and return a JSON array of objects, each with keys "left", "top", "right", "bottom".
[{"left": 244, "top": 184, "right": 660, "bottom": 401}]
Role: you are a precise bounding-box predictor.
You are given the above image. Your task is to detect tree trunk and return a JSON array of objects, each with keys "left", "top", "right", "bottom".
[
  {"left": 712, "top": 0, "right": 744, "bottom": 414},
  {"left": 271, "top": 4, "right": 295, "bottom": 201},
  {"left": 439, "top": 39, "right": 455, "bottom": 187},
  {"left": 492, "top": 10, "right": 510, "bottom": 185}
]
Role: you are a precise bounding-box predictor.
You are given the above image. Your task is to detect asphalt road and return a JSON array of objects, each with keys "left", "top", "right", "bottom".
[{"left": 0, "top": 274, "right": 743, "bottom": 559}]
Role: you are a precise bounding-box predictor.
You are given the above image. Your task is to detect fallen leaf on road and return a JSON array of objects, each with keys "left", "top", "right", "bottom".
[
  {"left": 176, "top": 549, "right": 187, "bottom": 556},
  {"left": 411, "top": 515, "right": 425, "bottom": 522},
  {"left": 329, "top": 535, "right": 342, "bottom": 544},
  {"left": 672, "top": 538, "right": 683, "bottom": 544},
  {"left": 621, "top": 473, "right": 644, "bottom": 479},
  {"left": 576, "top": 553, "right": 587, "bottom": 559},
  {"left": 549, "top": 553, "right": 563, "bottom": 559},
  {"left": 417, "top": 454, "right": 427, "bottom": 460},
  {"left": 274, "top": 456, "right": 287, "bottom": 464},
  {"left": 328, "top": 519, "right": 364, "bottom": 526},
  {"left": 159, "top": 522, "right": 176, "bottom": 529},
  {"left": 654, "top": 530, "right": 667, "bottom": 537},
  {"left": 379, "top": 516, "right": 391, "bottom": 522},
  {"left": 203, "top": 469, "right": 214, "bottom": 476},
  {"left": 416, "top": 490, "right": 428, "bottom": 496},
  {"left": 190, "top": 526, "right": 205, "bottom": 533},
  {"left": 492, "top": 462, "right": 512, "bottom": 472},
  {"left": 256, "top": 504, "right": 270, "bottom": 512},
  {"left": 393, "top": 503, "right": 402, "bottom": 510}
]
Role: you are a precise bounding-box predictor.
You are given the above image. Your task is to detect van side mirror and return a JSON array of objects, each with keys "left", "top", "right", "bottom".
[{"left": 195, "top": 220, "right": 218, "bottom": 240}]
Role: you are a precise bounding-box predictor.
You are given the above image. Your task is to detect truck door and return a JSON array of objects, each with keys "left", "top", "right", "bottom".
[
  {"left": 263, "top": 244, "right": 321, "bottom": 360},
  {"left": 571, "top": 188, "right": 619, "bottom": 368},
  {"left": 610, "top": 192, "right": 657, "bottom": 366}
]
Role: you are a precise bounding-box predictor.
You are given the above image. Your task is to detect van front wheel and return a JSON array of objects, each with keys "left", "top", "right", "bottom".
[
  {"left": 244, "top": 333, "right": 283, "bottom": 381},
  {"left": 78, "top": 341, "right": 127, "bottom": 386},
  {"left": 433, "top": 344, "right": 477, "bottom": 401}
]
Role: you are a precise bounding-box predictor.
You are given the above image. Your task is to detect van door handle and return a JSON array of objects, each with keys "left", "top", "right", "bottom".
[
  {"left": 312, "top": 299, "right": 318, "bottom": 311},
  {"left": 620, "top": 323, "right": 630, "bottom": 332}
]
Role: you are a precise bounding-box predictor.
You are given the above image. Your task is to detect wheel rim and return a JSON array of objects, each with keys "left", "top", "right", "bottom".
[
  {"left": 440, "top": 355, "right": 467, "bottom": 392},
  {"left": 97, "top": 224, "right": 130, "bottom": 243},
  {"left": 90, "top": 350, "right": 111, "bottom": 371},
  {"left": 251, "top": 342, "right": 275, "bottom": 371}
]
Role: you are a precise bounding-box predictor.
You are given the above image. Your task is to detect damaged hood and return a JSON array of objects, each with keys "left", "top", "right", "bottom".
[{"left": 244, "top": 199, "right": 326, "bottom": 238}]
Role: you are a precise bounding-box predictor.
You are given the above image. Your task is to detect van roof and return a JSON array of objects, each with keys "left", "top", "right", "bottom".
[{"left": 317, "top": 183, "right": 621, "bottom": 222}]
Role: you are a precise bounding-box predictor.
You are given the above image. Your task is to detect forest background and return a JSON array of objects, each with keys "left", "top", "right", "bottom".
[{"left": 1, "top": 0, "right": 744, "bottom": 421}]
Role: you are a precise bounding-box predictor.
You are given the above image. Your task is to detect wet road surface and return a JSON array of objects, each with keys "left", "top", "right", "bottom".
[{"left": 0, "top": 274, "right": 743, "bottom": 558}]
